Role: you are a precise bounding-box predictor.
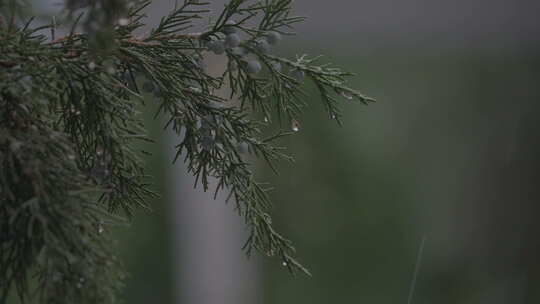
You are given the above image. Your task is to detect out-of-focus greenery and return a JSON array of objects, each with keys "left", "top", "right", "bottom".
[
  {"left": 262, "top": 43, "right": 540, "bottom": 303},
  {"left": 114, "top": 41, "right": 540, "bottom": 304}
]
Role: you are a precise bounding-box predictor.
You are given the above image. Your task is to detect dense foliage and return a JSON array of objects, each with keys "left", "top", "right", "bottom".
[{"left": 0, "top": 0, "right": 373, "bottom": 302}]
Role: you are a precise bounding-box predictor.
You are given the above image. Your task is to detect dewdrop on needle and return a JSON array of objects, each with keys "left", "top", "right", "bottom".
[
  {"left": 118, "top": 18, "right": 129, "bottom": 26},
  {"left": 291, "top": 119, "right": 300, "bottom": 132},
  {"left": 341, "top": 91, "right": 354, "bottom": 100}
]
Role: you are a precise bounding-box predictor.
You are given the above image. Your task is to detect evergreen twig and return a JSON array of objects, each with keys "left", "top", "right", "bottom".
[{"left": 0, "top": 0, "right": 374, "bottom": 302}]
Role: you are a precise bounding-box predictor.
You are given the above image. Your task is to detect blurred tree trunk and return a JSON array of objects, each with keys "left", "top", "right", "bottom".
[
  {"left": 142, "top": 2, "right": 260, "bottom": 303},
  {"left": 165, "top": 50, "right": 260, "bottom": 304},
  {"left": 167, "top": 154, "right": 260, "bottom": 304}
]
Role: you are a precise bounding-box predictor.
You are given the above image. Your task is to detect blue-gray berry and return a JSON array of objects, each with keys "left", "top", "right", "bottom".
[
  {"left": 200, "top": 116, "right": 213, "bottom": 131},
  {"left": 265, "top": 31, "right": 282, "bottom": 45},
  {"left": 153, "top": 86, "right": 162, "bottom": 97},
  {"left": 121, "top": 71, "right": 131, "bottom": 83},
  {"left": 255, "top": 40, "right": 271, "bottom": 54},
  {"left": 290, "top": 69, "right": 305, "bottom": 81},
  {"left": 208, "top": 40, "right": 225, "bottom": 55},
  {"left": 237, "top": 142, "right": 249, "bottom": 154},
  {"left": 223, "top": 20, "right": 237, "bottom": 34},
  {"left": 246, "top": 60, "right": 262, "bottom": 74},
  {"left": 201, "top": 135, "right": 215, "bottom": 151},
  {"left": 271, "top": 61, "right": 282, "bottom": 72},
  {"left": 225, "top": 33, "right": 241, "bottom": 49},
  {"left": 206, "top": 41, "right": 216, "bottom": 51}
]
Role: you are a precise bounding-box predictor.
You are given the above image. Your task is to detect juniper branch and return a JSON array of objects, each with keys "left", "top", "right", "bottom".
[{"left": 0, "top": 0, "right": 374, "bottom": 302}]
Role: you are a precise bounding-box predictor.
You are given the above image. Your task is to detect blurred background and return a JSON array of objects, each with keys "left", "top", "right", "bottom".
[{"left": 34, "top": 0, "right": 540, "bottom": 303}]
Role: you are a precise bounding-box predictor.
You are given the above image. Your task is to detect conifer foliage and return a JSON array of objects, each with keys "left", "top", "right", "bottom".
[{"left": 0, "top": 0, "right": 374, "bottom": 302}]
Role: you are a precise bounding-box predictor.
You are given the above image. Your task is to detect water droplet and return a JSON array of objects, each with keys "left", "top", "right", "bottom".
[
  {"left": 341, "top": 91, "right": 354, "bottom": 100},
  {"left": 71, "top": 107, "right": 81, "bottom": 116},
  {"left": 331, "top": 114, "right": 336, "bottom": 119},
  {"left": 189, "top": 86, "right": 202, "bottom": 93},
  {"left": 282, "top": 261, "right": 288, "bottom": 267},
  {"left": 291, "top": 120, "right": 300, "bottom": 132},
  {"left": 88, "top": 62, "right": 96, "bottom": 70},
  {"left": 263, "top": 116, "right": 269, "bottom": 123},
  {"left": 207, "top": 101, "right": 224, "bottom": 109},
  {"left": 118, "top": 18, "right": 129, "bottom": 26}
]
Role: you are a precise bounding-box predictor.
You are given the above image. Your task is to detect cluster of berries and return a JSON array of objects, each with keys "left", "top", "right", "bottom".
[
  {"left": 204, "top": 20, "right": 303, "bottom": 79},
  {"left": 199, "top": 115, "right": 217, "bottom": 151}
]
